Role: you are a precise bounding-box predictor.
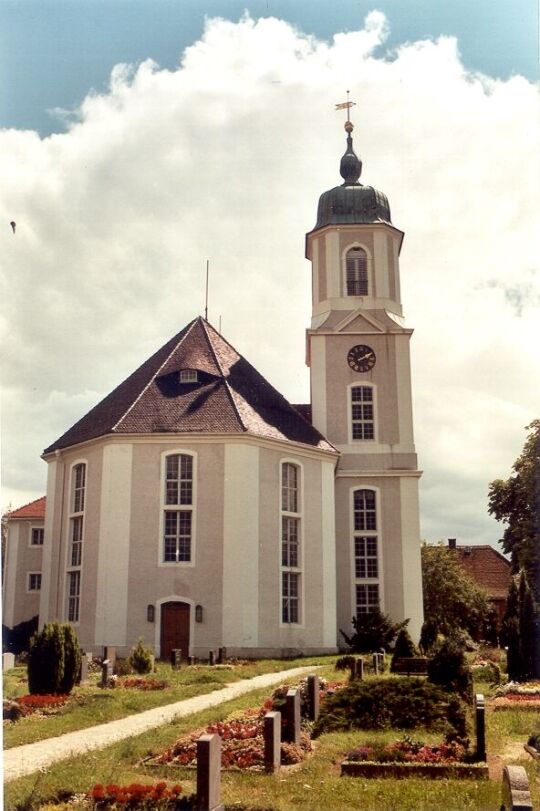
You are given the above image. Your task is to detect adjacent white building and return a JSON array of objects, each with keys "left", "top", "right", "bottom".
[{"left": 3, "top": 121, "right": 424, "bottom": 657}]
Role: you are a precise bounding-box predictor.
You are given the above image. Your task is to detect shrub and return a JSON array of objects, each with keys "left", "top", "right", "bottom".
[
  {"left": 427, "top": 636, "right": 473, "bottom": 703},
  {"left": 341, "top": 609, "right": 407, "bottom": 653},
  {"left": 27, "top": 621, "right": 82, "bottom": 695},
  {"left": 3, "top": 615, "right": 38, "bottom": 654},
  {"left": 391, "top": 627, "right": 417, "bottom": 671},
  {"left": 335, "top": 655, "right": 356, "bottom": 673},
  {"left": 312, "top": 677, "right": 464, "bottom": 738},
  {"left": 129, "top": 638, "right": 153, "bottom": 674}
]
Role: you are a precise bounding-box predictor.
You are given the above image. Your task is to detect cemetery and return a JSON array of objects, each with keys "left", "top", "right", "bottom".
[{"left": 2, "top": 632, "right": 538, "bottom": 810}]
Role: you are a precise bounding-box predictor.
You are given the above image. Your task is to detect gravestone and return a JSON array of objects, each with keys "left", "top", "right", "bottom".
[
  {"left": 100, "top": 659, "right": 113, "bottom": 688},
  {"left": 209, "top": 650, "right": 215, "bottom": 666},
  {"left": 372, "top": 653, "right": 379, "bottom": 675},
  {"left": 264, "top": 711, "right": 281, "bottom": 773},
  {"left": 103, "top": 646, "right": 116, "bottom": 669},
  {"left": 170, "top": 649, "right": 182, "bottom": 669},
  {"left": 196, "top": 733, "right": 224, "bottom": 811},
  {"left": 188, "top": 656, "right": 195, "bottom": 666},
  {"left": 307, "top": 675, "right": 320, "bottom": 721},
  {"left": 217, "top": 647, "right": 227, "bottom": 664},
  {"left": 284, "top": 688, "right": 301, "bottom": 745},
  {"left": 2, "top": 652, "right": 15, "bottom": 671},
  {"left": 355, "top": 657, "right": 364, "bottom": 680},
  {"left": 475, "top": 693, "right": 486, "bottom": 761},
  {"left": 501, "top": 764, "right": 532, "bottom": 811},
  {"left": 79, "top": 652, "right": 91, "bottom": 684}
]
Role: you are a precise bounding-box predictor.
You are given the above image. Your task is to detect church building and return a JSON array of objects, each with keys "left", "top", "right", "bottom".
[{"left": 3, "top": 118, "right": 424, "bottom": 658}]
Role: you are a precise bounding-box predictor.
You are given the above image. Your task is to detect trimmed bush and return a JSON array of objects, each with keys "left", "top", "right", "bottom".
[
  {"left": 341, "top": 609, "right": 407, "bottom": 653},
  {"left": 129, "top": 638, "right": 153, "bottom": 674},
  {"left": 27, "top": 621, "right": 82, "bottom": 695},
  {"left": 312, "top": 677, "right": 464, "bottom": 738},
  {"left": 391, "top": 627, "right": 417, "bottom": 671},
  {"left": 427, "top": 636, "right": 473, "bottom": 703}
]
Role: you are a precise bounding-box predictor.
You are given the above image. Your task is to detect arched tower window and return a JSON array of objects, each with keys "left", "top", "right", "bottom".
[{"left": 346, "top": 247, "right": 368, "bottom": 296}]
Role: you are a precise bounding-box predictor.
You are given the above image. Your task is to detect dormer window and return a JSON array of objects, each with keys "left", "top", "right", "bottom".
[
  {"left": 346, "top": 247, "right": 368, "bottom": 296},
  {"left": 179, "top": 369, "right": 198, "bottom": 383}
]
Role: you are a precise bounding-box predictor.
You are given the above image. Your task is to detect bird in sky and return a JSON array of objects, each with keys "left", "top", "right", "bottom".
[{"left": 10, "top": 221, "right": 16, "bottom": 234}]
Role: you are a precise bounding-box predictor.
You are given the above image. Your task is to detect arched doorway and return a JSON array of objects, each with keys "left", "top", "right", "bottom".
[{"left": 160, "top": 601, "right": 190, "bottom": 660}]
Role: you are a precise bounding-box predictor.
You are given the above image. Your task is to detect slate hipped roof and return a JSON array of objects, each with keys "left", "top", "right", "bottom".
[
  {"left": 7, "top": 496, "right": 46, "bottom": 520},
  {"left": 44, "top": 318, "right": 335, "bottom": 454}
]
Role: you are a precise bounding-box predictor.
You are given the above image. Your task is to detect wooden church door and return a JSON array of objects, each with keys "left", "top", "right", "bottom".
[{"left": 160, "top": 601, "right": 190, "bottom": 660}]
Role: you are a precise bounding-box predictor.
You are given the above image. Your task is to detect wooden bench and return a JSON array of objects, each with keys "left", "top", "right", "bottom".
[{"left": 392, "top": 657, "right": 429, "bottom": 676}]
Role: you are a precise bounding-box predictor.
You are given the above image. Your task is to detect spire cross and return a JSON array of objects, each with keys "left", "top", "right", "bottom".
[{"left": 335, "top": 90, "right": 356, "bottom": 125}]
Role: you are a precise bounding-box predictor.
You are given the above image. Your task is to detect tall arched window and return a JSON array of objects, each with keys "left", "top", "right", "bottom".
[
  {"left": 66, "top": 462, "right": 86, "bottom": 622},
  {"left": 163, "top": 453, "right": 195, "bottom": 563},
  {"left": 352, "top": 489, "right": 380, "bottom": 616},
  {"left": 281, "top": 462, "right": 302, "bottom": 624},
  {"left": 346, "top": 247, "right": 368, "bottom": 296}
]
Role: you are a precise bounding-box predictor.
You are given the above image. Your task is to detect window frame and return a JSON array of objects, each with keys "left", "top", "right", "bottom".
[
  {"left": 29, "top": 526, "right": 44, "bottom": 547},
  {"left": 279, "top": 459, "right": 304, "bottom": 627},
  {"left": 27, "top": 572, "right": 42, "bottom": 593},
  {"left": 348, "top": 382, "right": 377, "bottom": 443},
  {"left": 350, "top": 487, "right": 383, "bottom": 619},
  {"left": 64, "top": 459, "right": 87, "bottom": 625},
  {"left": 159, "top": 450, "right": 197, "bottom": 568}
]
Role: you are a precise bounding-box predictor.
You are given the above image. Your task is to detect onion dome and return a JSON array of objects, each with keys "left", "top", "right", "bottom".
[{"left": 314, "top": 121, "right": 391, "bottom": 229}]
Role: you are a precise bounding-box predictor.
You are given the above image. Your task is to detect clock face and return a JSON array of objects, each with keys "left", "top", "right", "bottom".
[{"left": 347, "top": 344, "right": 376, "bottom": 372}]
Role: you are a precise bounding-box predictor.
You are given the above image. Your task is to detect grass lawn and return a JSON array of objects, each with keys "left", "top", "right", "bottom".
[
  {"left": 2, "top": 656, "right": 328, "bottom": 749},
  {"left": 4, "top": 665, "right": 539, "bottom": 811}
]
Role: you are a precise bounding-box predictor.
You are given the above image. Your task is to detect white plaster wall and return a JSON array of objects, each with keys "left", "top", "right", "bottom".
[
  {"left": 373, "top": 231, "right": 389, "bottom": 299},
  {"left": 39, "top": 459, "right": 59, "bottom": 628},
  {"left": 394, "top": 334, "right": 415, "bottom": 447},
  {"left": 222, "top": 444, "right": 260, "bottom": 648},
  {"left": 310, "top": 336, "right": 327, "bottom": 437},
  {"left": 325, "top": 231, "right": 340, "bottom": 298},
  {"left": 95, "top": 444, "right": 133, "bottom": 646},
  {"left": 3, "top": 523, "right": 19, "bottom": 627},
  {"left": 399, "top": 477, "right": 424, "bottom": 641},
  {"left": 320, "top": 460, "right": 338, "bottom": 646}
]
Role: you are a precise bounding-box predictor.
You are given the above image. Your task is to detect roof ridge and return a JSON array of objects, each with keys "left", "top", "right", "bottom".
[
  {"left": 200, "top": 318, "right": 247, "bottom": 432},
  {"left": 112, "top": 318, "right": 199, "bottom": 432}
]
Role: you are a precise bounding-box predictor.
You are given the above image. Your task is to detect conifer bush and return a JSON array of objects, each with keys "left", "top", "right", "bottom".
[
  {"left": 27, "top": 621, "right": 82, "bottom": 695},
  {"left": 427, "top": 636, "right": 473, "bottom": 703},
  {"left": 129, "top": 638, "right": 153, "bottom": 674},
  {"left": 390, "top": 627, "right": 417, "bottom": 671}
]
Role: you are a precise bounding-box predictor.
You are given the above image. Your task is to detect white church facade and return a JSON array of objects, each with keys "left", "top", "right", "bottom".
[{"left": 3, "top": 120, "right": 424, "bottom": 659}]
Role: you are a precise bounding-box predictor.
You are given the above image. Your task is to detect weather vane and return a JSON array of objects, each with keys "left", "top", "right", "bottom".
[{"left": 335, "top": 90, "right": 356, "bottom": 129}]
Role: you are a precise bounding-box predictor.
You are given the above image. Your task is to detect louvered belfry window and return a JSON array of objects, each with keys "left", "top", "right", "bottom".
[{"left": 346, "top": 247, "right": 368, "bottom": 296}]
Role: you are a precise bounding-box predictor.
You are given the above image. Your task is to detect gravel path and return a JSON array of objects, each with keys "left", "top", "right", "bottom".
[{"left": 4, "top": 665, "right": 318, "bottom": 782}]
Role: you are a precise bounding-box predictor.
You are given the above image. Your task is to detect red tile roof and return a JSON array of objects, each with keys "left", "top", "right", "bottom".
[
  {"left": 44, "top": 318, "right": 336, "bottom": 455},
  {"left": 454, "top": 545, "right": 511, "bottom": 600},
  {"left": 7, "top": 496, "right": 46, "bottom": 520}
]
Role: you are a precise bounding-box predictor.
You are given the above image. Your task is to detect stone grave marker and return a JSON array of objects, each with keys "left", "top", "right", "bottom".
[
  {"left": 79, "top": 652, "right": 91, "bottom": 684},
  {"left": 196, "top": 733, "right": 224, "bottom": 811},
  {"left": 307, "top": 674, "right": 320, "bottom": 721},
  {"left": 170, "top": 649, "right": 182, "bottom": 669},
  {"left": 264, "top": 711, "right": 281, "bottom": 773},
  {"left": 103, "top": 646, "right": 116, "bottom": 669},
  {"left": 501, "top": 764, "right": 532, "bottom": 811},
  {"left": 3, "top": 652, "right": 15, "bottom": 671},
  {"left": 355, "top": 657, "right": 364, "bottom": 680},
  {"left": 284, "top": 688, "right": 301, "bottom": 745},
  {"left": 217, "top": 647, "right": 227, "bottom": 664},
  {"left": 372, "top": 653, "right": 379, "bottom": 675},
  {"left": 475, "top": 693, "right": 486, "bottom": 761},
  {"left": 100, "top": 659, "right": 113, "bottom": 688},
  {"left": 209, "top": 650, "right": 215, "bottom": 666}
]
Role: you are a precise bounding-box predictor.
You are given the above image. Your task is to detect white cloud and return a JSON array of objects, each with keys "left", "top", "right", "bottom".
[{"left": 1, "top": 12, "right": 538, "bottom": 545}]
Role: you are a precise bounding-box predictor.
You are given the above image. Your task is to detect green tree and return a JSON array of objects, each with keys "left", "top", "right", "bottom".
[
  {"left": 28, "top": 621, "right": 81, "bottom": 695},
  {"left": 390, "top": 626, "right": 417, "bottom": 671},
  {"left": 501, "top": 576, "right": 521, "bottom": 681},
  {"left": 421, "top": 544, "right": 491, "bottom": 640},
  {"left": 488, "top": 420, "right": 540, "bottom": 602}
]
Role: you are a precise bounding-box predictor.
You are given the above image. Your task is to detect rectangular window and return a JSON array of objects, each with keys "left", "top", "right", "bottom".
[
  {"left": 354, "top": 490, "right": 377, "bottom": 531},
  {"left": 164, "top": 510, "right": 192, "bottom": 562},
  {"left": 179, "top": 369, "right": 198, "bottom": 383},
  {"left": 28, "top": 573, "right": 41, "bottom": 591},
  {"left": 67, "top": 571, "right": 81, "bottom": 622},
  {"left": 70, "top": 516, "right": 83, "bottom": 567},
  {"left": 73, "top": 464, "right": 86, "bottom": 513},
  {"left": 166, "top": 454, "right": 193, "bottom": 505},
  {"left": 281, "top": 463, "right": 298, "bottom": 513},
  {"left": 356, "top": 583, "right": 379, "bottom": 615},
  {"left": 351, "top": 386, "right": 374, "bottom": 440},
  {"left": 282, "top": 516, "right": 299, "bottom": 568},
  {"left": 282, "top": 572, "right": 300, "bottom": 623},
  {"left": 31, "top": 528, "right": 44, "bottom": 546},
  {"left": 355, "top": 536, "right": 378, "bottom": 578}
]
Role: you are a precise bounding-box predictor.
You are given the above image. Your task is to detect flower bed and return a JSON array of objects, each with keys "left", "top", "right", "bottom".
[
  {"left": 119, "top": 677, "right": 169, "bottom": 691},
  {"left": 88, "top": 781, "right": 193, "bottom": 808},
  {"left": 16, "top": 694, "right": 70, "bottom": 712},
  {"left": 153, "top": 713, "right": 311, "bottom": 771}
]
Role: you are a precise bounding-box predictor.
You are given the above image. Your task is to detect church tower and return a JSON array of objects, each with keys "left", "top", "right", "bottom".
[{"left": 306, "top": 114, "right": 424, "bottom": 640}]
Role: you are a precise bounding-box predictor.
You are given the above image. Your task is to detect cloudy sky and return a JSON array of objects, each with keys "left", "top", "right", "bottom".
[{"left": 1, "top": 1, "right": 539, "bottom": 549}]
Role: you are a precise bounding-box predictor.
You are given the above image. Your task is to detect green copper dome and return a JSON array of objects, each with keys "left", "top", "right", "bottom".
[{"left": 314, "top": 123, "right": 391, "bottom": 229}]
